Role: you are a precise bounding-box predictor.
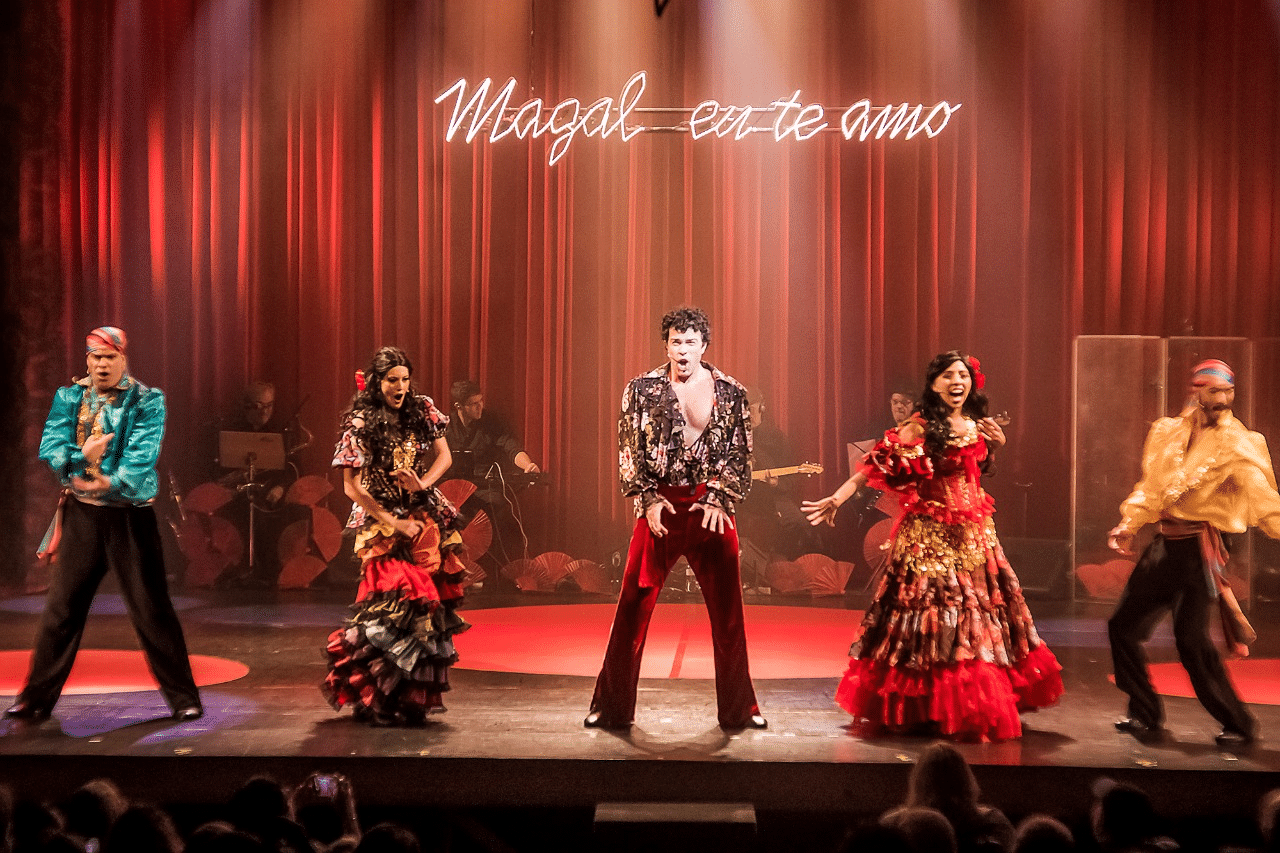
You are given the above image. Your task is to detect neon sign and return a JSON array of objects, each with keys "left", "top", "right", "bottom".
[{"left": 434, "top": 71, "right": 961, "bottom": 166}]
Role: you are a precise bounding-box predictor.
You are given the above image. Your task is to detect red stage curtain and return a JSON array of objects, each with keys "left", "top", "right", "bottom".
[{"left": 15, "top": 0, "right": 1280, "bottom": 582}]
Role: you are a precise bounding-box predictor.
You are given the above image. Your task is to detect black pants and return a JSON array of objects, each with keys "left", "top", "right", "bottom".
[
  {"left": 20, "top": 498, "right": 201, "bottom": 712},
  {"left": 1107, "top": 534, "right": 1254, "bottom": 735}
]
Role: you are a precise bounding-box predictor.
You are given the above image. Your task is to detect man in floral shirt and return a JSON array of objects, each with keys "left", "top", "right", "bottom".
[{"left": 586, "top": 307, "right": 765, "bottom": 731}]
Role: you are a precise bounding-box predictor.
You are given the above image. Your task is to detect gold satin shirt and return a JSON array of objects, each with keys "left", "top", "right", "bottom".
[{"left": 1117, "top": 410, "right": 1280, "bottom": 539}]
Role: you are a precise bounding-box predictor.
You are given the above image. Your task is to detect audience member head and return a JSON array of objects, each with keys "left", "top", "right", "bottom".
[
  {"left": 353, "top": 823, "right": 420, "bottom": 853},
  {"left": 835, "top": 819, "right": 912, "bottom": 853},
  {"left": 0, "top": 783, "right": 12, "bottom": 852},
  {"left": 906, "top": 742, "right": 983, "bottom": 820},
  {"left": 185, "top": 821, "right": 269, "bottom": 853},
  {"left": 1014, "top": 814, "right": 1075, "bottom": 853},
  {"left": 63, "top": 778, "right": 128, "bottom": 846},
  {"left": 12, "top": 799, "right": 64, "bottom": 851},
  {"left": 881, "top": 806, "right": 958, "bottom": 853},
  {"left": 1259, "top": 788, "right": 1280, "bottom": 852},
  {"left": 1090, "top": 777, "right": 1159, "bottom": 851},
  {"left": 227, "top": 776, "right": 290, "bottom": 838},
  {"left": 102, "top": 805, "right": 182, "bottom": 853}
]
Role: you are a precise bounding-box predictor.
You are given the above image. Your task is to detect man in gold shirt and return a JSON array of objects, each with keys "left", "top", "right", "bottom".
[{"left": 1107, "top": 359, "right": 1280, "bottom": 747}]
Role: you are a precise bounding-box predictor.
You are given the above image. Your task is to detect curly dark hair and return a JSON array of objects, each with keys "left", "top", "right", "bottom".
[
  {"left": 341, "top": 347, "right": 432, "bottom": 462},
  {"left": 660, "top": 306, "right": 711, "bottom": 345},
  {"left": 918, "top": 350, "right": 990, "bottom": 464}
]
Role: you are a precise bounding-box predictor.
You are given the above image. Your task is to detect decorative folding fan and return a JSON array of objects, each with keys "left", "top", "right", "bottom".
[
  {"left": 310, "top": 506, "right": 345, "bottom": 562},
  {"left": 277, "top": 555, "right": 328, "bottom": 589},
  {"left": 178, "top": 515, "right": 241, "bottom": 586},
  {"left": 763, "top": 560, "right": 808, "bottom": 594},
  {"left": 532, "top": 552, "right": 574, "bottom": 587},
  {"left": 460, "top": 558, "right": 486, "bottom": 589},
  {"left": 182, "top": 482, "right": 234, "bottom": 515},
  {"left": 284, "top": 474, "right": 333, "bottom": 507},
  {"left": 459, "top": 509, "right": 492, "bottom": 560},
  {"left": 1075, "top": 558, "right": 1135, "bottom": 599},
  {"left": 512, "top": 561, "right": 553, "bottom": 592},
  {"left": 437, "top": 478, "right": 478, "bottom": 508},
  {"left": 276, "top": 520, "right": 312, "bottom": 564},
  {"left": 862, "top": 518, "right": 895, "bottom": 571},
  {"left": 795, "top": 553, "right": 854, "bottom": 596},
  {"left": 564, "top": 559, "right": 610, "bottom": 594},
  {"left": 501, "top": 558, "right": 534, "bottom": 581}
]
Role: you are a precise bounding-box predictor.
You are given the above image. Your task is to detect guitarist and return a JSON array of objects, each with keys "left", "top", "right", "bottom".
[{"left": 738, "top": 389, "right": 822, "bottom": 560}]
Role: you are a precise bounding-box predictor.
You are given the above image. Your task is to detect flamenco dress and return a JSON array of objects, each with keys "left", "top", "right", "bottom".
[
  {"left": 836, "top": 417, "right": 1063, "bottom": 741},
  {"left": 322, "top": 411, "right": 470, "bottom": 725}
]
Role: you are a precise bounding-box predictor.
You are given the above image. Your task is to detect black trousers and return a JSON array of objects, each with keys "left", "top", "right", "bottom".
[
  {"left": 1107, "top": 534, "right": 1254, "bottom": 735},
  {"left": 20, "top": 498, "right": 201, "bottom": 712}
]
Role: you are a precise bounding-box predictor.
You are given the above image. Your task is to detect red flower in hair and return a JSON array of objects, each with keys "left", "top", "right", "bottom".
[
  {"left": 969, "top": 356, "right": 985, "bottom": 390},
  {"left": 354, "top": 370, "right": 366, "bottom": 391}
]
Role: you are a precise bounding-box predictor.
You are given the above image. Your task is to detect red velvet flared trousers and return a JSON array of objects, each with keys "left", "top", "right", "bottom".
[{"left": 589, "top": 486, "right": 761, "bottom": 727}]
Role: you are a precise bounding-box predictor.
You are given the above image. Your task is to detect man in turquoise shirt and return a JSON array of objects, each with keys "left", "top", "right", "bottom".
[{"left": 6, "top": 326, "right": 203, "bottom": 723}]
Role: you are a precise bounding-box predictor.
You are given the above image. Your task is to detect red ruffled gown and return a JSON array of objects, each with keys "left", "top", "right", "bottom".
[
  {"left": 322, "top": 405, "right": 470, "bottom": 725},
  {"left": 836, "top": 417, "right": 1064, "bottom": 741}
]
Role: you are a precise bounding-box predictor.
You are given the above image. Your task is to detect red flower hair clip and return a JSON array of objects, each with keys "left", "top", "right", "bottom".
[
  {"left": 354, "top": 370, "right": 366, "bottom": 391},
  {"left": 968, "top": 356, "right": 985, "bottom": 390}
]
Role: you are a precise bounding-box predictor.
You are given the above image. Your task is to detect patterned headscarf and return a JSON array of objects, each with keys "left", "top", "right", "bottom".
[
  {"left": 86, "top": 326, "right": 128, "bottom": 355},
  {"left": 1191, "top": 359, "right": 1234, "bottom": 387}
]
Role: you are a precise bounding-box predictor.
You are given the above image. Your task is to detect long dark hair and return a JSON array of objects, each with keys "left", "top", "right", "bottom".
[
  {"left": 341, "top": 347, "right": 431, "bottom": 461},
  {"left": 917, "top": 350, "right": 989, "bottom": 462}
]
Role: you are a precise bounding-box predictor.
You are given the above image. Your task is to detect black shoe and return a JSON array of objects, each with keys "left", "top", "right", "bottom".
[
  {"left": 1114, "top": 717, "right": 1160, "bottom": 737},
  {"left": 172, "top": 706, "right": 204, "bottom": 722},
  {"left": 583, "top": 712, "right": 630, "bottom": 730},
  {"left": 5, "top": 700, "right": 52, "bottom": 721},
  {"left": 1215, "top": 728, "right": 1255, "bottom": 748}
]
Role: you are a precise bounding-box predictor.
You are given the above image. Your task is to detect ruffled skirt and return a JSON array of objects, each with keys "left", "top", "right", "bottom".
[
  {"left": 322, "top": 516, "right": 469, "bottom": 725},
  {"left": 838, "top": 513, "right": 1063, "bottom": 741}
]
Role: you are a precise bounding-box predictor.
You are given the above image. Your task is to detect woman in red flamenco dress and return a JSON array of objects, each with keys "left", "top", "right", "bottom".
[
  {"left": 803, "top": 351, "right": 1063, "bottom": 741},
  {"left": 322, "top": 347, "right": 469, "bottom": 726}
]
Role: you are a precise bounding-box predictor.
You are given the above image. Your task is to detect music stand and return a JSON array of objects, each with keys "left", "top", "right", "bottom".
[{"left": 219, "top": 431, "right": 287, "bottom": 574}]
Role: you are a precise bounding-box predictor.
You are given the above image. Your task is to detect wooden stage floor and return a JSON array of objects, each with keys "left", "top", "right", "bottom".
[{"left": 2, "top": 585, "right": 1279, "bottom": 845}]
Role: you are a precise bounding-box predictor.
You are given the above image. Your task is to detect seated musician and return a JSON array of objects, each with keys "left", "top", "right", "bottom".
[
  {"left": 444, "top": 380, "right": 542, "bottom": 590},
  {"left": 737, "top": 388, "right": 821, "bottom": 561},
  {"left": 215, "top": 380, "right": 308, "bottom": 587}
]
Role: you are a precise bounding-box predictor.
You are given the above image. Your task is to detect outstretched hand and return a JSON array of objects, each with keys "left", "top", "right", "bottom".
[
  {"left": 802, "top": 496, "right": 840, "bottom": 527},
  {"left": 692, "top": 502, "right": 734, "bottom": 535},
  {"left": 645, "top": 497, "right": 675, "bottom": 537}
]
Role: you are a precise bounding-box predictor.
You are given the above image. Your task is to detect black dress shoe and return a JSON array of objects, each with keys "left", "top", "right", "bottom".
[
  {"left": 5, "top": 700, "right": 52, "bottom": 721},
  {"left": 1114, "top": 717, "right": 1160, "bottom": 736},
  {"left": 1215, "top": 728, "right": 1255, "bottom": 748},
  {"left": 583, "top": 711, "right": 630, "bottom": 730},
  {"left": 172, "top": 706, "right": 204, "bottom": 722}
]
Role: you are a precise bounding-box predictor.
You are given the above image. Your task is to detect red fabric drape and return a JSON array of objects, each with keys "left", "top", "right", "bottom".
[{"left": 16, "top": 0, "right": 1280, "bottom": 579}]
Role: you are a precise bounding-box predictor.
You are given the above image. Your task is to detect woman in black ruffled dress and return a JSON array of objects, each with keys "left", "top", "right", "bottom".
[{"left": 322, "top": 347, "right": 469, "bottom": 725}]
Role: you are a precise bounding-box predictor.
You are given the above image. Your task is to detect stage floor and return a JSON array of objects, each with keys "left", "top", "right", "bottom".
[{"left": 2, "top": 585, "right": 1279, "bottom": 836}]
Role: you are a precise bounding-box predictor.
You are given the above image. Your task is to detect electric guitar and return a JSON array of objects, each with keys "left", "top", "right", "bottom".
[{"left": 752, "top": 462, "right": 824, "bottom": 481}]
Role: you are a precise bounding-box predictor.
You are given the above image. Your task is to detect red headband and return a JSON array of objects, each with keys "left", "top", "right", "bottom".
[{"left": 86, "top": 326, "right": 127, "bottom": 355}]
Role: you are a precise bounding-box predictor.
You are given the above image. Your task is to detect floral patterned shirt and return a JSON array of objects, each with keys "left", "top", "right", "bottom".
[
  {"left": 618, "top": 362, "right": 752, "bottom": 516},
  {"left": 331, "top": 395, "right": 459, "bottom": 531}
]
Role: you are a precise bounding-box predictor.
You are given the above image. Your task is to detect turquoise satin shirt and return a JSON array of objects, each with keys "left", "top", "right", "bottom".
[{"left": 38, "top": 376, "right": 166, "bottom": 506}]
